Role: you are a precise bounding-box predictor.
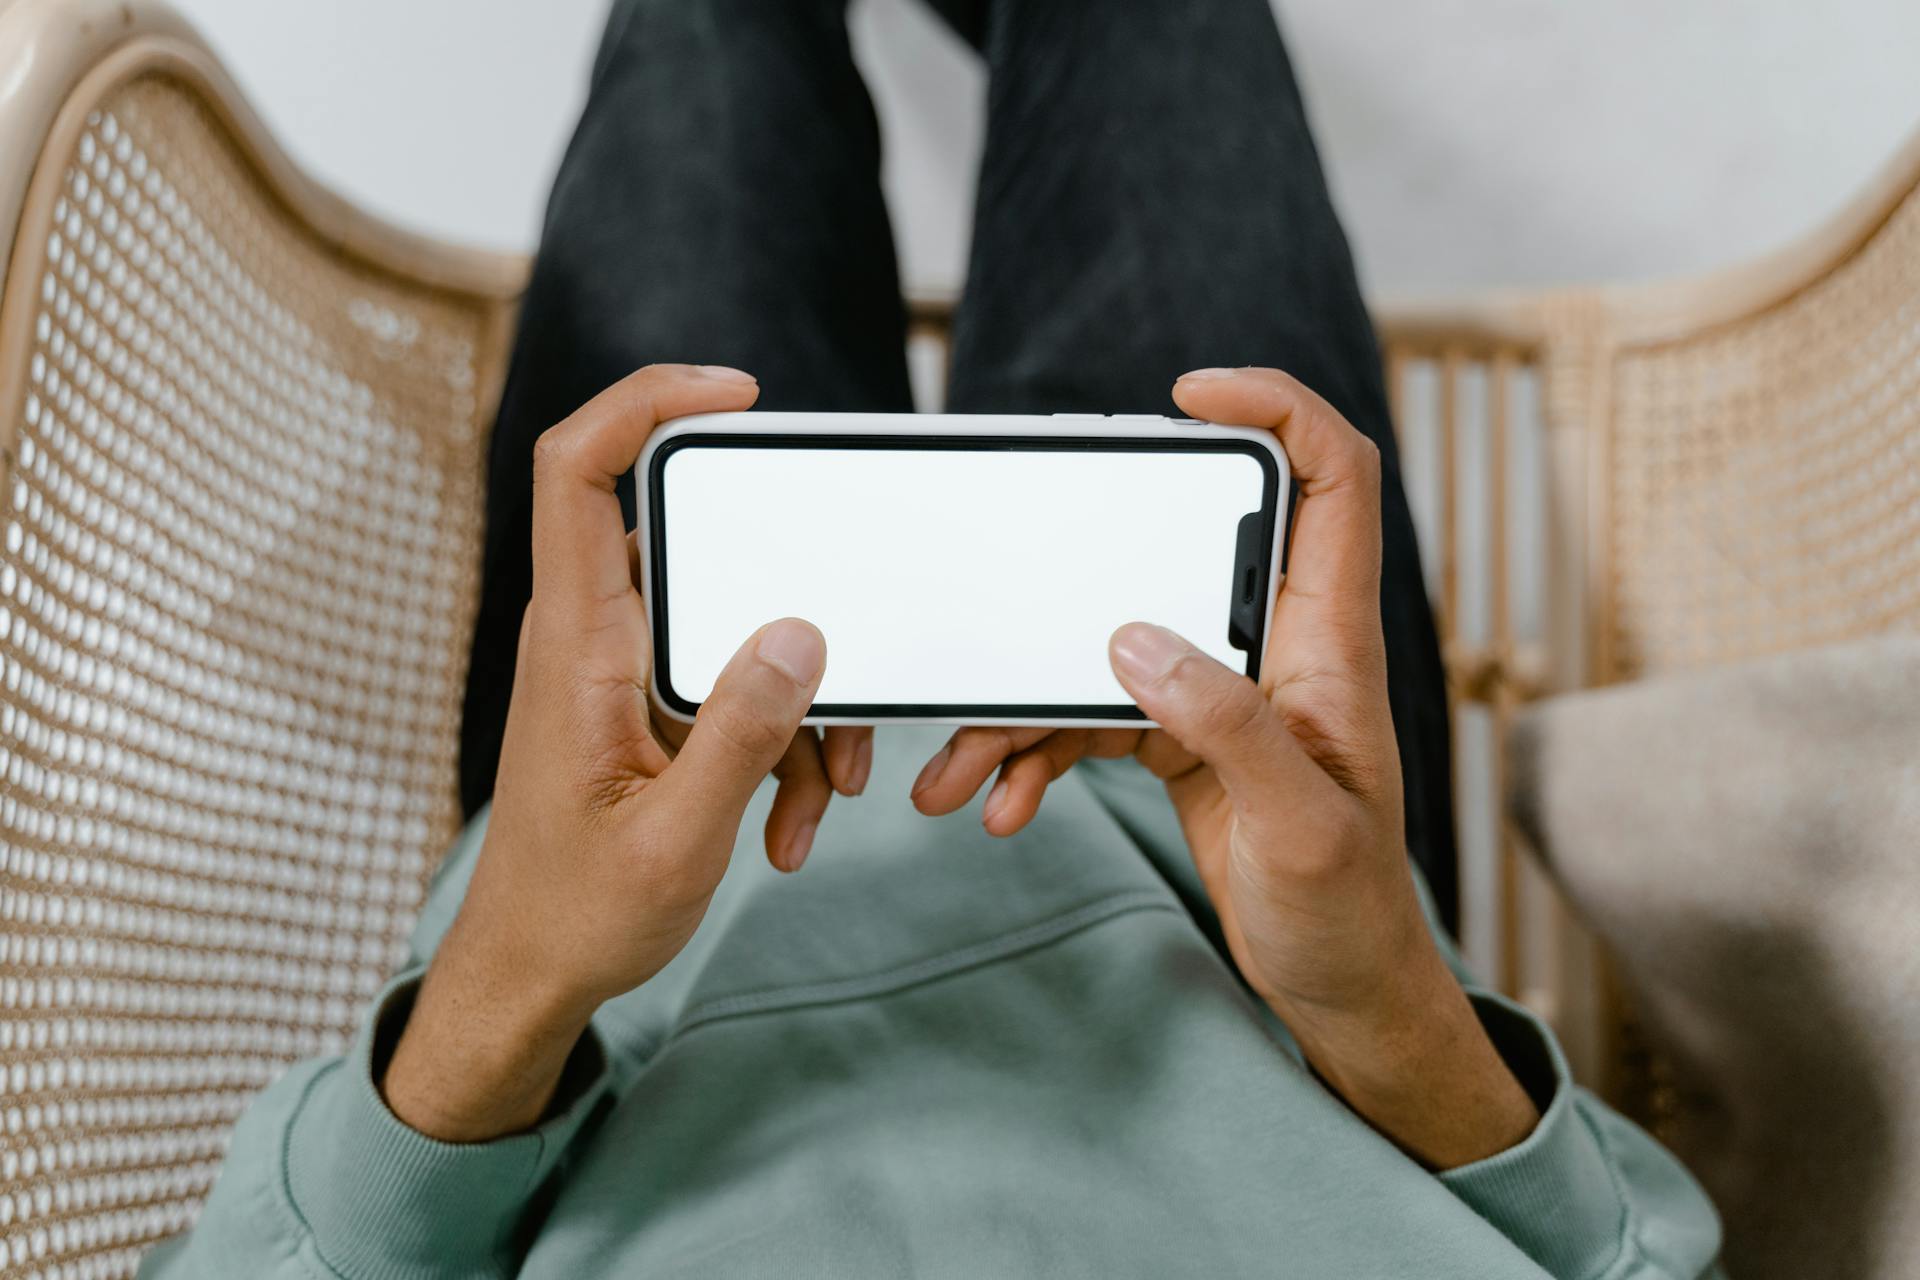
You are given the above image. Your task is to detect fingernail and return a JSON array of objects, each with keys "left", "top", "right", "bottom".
[
  {"left": 1178, "top": 367, "right": 1238, "bottom": 383},
  {"left": 1110, "top": 622, "right": 1192, "bottom": 683},
  {"left": 784, "top": 821, "right": 817, "bottom": 873},
  {"left": 698, "top": 364, "right": 758, "bottom": 384},
  {"left": 756, "top": 619, "right": 825, "bottom": 685},
  {"left": 984, "top": 778, "right": 1010, "bottom": 826},
  {"left": 849, "top": 735, "right": 873, "bottom": 796},
  {"left": 911, "top": 743, "right": 953, "bottom": 798}
]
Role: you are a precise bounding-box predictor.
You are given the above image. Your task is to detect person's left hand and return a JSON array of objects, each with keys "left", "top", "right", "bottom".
[
  {"left": 385, "top": 364, "right": 864, "bottom": 1143},
  {"left": 910, "top": 366, "right": 1539, "bottom": 1169}
]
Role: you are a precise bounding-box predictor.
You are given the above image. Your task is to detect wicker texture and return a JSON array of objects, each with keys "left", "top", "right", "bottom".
[
  {"left": 1605, "top": 184, "right": 1920, "bottom": 677},
  {"left": 0, "top": 74, "right": 490, "bottom": 1277}
]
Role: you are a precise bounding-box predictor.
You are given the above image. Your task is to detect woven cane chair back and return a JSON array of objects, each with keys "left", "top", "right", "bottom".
[
  {"left": 0, "top": 3, "right": 523, "bottom": 1274},
  {"left": 1595, "top": 184, "right": 1920, "bottom": 679}
]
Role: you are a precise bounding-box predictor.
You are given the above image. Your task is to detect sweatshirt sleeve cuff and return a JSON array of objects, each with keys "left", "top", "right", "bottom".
[
  {"left": 283, "top": 969, "right": 613, "bottom": 1280},
  {"left": 1437, "top": 991, "right": 1629, "bottom": 1279}
]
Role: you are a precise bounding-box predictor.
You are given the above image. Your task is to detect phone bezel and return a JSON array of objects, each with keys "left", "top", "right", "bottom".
[{"left": 638, "top": 414, "right": 1290, "bottom": 727}]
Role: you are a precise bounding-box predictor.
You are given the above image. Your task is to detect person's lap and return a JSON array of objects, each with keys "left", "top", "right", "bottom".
[{"left": 459, "top": 0, "right": 1458, "bottom": 924}]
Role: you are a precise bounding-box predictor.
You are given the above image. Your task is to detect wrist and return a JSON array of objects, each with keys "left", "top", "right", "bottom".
[
  {"left": 381, "top": 918, "right": 598, "bottom": 1143},
  {"left": 1284, "top": 960, "right": 1540, "bottom": 1170}
]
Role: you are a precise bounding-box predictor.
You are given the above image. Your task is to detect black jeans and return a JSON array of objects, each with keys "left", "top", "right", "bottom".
[{"left": 460, "top": 0, "right": 1459, "bottom": 926}]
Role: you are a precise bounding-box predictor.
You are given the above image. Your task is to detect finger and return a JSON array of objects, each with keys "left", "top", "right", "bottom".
[
  {"left": 1133, "top": 729, "right": 1201, "bottom": 783},
  {"left": 618, "top": 526, "right": 696, "bottom": 751},
  {"left": 982, "top": 731, "right": 1087, "bottom": 836},
  {"left": 626, "top": 525, "right": 647, "bottom": 590},
  {"left": 765, "top": 731, "right": 832, "bottom": 873},
  {"left": 658, "top": 618, "right": 825, "bottom": 836},
  {"left": 821, "top": 726, "right": 875, "bottom": 797},
  {"left": 1171, "top": 368, "right": 1385, "bottom": 681},
  {"left": 978, "top": 729, "right": 1141, "bottom": 836},
  {"left": 1109, "top": 622, "right": 1321, "bottom": 806},
  {"left": 910, "top": 726, "right": 1053, "bottom": 816},
  {"left": 1083, "top": 728, "right": 1147, "bottom": 762},
  {"left": 531, "top": 364, "right": 759, "bottom": 627}
]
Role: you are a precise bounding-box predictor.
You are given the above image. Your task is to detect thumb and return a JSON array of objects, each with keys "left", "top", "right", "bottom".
[
  {"left": 661, "top": 619, "right": 826, "bottom": 822},
  {"left": 1109, "top": 623, "right": 1312, "bottom": 801}
]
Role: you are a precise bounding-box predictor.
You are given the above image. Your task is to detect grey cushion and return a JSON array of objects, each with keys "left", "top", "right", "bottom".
[{"left": 1509, "top": 636, "right": 1920, "bottom": 1280}]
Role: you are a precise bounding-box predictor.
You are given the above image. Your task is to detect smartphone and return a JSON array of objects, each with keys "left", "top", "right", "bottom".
[{"left": 637, "top": 412, "right": 1290, "bottom": 727}]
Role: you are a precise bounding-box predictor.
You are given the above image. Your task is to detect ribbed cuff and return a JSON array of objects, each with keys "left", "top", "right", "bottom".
[
  {"left": 284, "top": 970, "right": 613, "bottom": 1280},
  {"left": 1438, "top": 992, "right": 1628, "bottom": 1280}
]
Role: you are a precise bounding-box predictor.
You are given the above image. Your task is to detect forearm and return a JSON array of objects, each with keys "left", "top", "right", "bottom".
[
  {"left": 383, "top": 908, "right": 599, "bottom": 1142},
  {"left": 1292, "top": 953, "right": 1540, "bottom": 1171},
  {"left": 1396, "top": 869, "right": 1724, "bottom": 1278}
]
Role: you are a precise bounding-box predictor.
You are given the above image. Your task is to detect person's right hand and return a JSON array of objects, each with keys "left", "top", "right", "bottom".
[
  {"left": 382, "top": 365, "right": 835, "bottom": 1142},
  {"left": 911, "top": 368, "right": 1539, "bottom": 1168}
]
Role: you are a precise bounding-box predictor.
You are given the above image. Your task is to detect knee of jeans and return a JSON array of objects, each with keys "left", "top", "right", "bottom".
[
  {"left": 985, "top": 0, "right": 1291, "bottom": 87},
  {"left": 590, "top": 0, "right": 859, "bottom": 104},
  {"left": 606, "top": 0, "right": 848, "bottom": 43}
]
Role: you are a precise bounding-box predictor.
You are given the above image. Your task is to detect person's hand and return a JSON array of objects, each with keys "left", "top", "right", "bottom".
[
  {"left": 913, "top": 367, "right": 1539, "bottom": 1168},
  {"left": 383, "top": 364, "right": 865, "bottom": 1142}
]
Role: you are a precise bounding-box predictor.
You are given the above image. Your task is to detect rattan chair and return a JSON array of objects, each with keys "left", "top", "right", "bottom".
[
  {"left": 0, "top": 0, "right": 1915, "bottom": 1273},
  {"left": 1370, "top": 118, "right": 1920, "bottom": 1107},
  {"left": 0, "top": 1, "right": 521, "bottom": 1273}
]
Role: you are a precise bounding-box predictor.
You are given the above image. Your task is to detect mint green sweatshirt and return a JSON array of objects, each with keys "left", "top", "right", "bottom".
[{"left": 140, "top": 729, "right": 1722, "bottom": 1279}]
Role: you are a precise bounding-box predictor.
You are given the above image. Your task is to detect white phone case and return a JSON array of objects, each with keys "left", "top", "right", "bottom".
[{"left": 636, "top": 412, "right": 1291, "bottom": 728}]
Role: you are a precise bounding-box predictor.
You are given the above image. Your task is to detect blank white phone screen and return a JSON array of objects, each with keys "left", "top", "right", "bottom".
[{"left": 657, "top": 445, "right": 1270, "bottom": 710}]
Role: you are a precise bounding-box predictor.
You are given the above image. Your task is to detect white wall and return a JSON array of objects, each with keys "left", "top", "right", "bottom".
[
  {"left": 168, "top": 0, "right": 1920, "bottom": 299},
  {"left": 1279, "top": 0, "right": 1920, "bottom": 296}
]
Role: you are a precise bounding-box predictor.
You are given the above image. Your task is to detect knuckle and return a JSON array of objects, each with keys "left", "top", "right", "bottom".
[
  {"left": 1240, "top": 800, "right": 1373, "bottom": 888},
  {"left": 1266, "top": 367, "right": 1305, "bottom": 397},
  {"left": 630, "top": 361, "right": 688, "bottom": 385},
  {"left": 1041, "top": 731, "right": 1089, "bottom": 779},
  {"left": 1292, "top": 815, "right": 1369, "bottom": 883},
  {"left": 1235, "top": 365, "right": 1284, "bottom": 388},
  {"left": 591, "top": 387, "right": 660, "bottom": 443},
  {"left": 530, "top": 424, "right": 575, "bottom": 477},
  {"left": 986, "top": 726, "right": 1027, "bottom": 760},
  {"left": 1198, "top": 685, "right": 1269, "bottom": 749},
  {"left": 1040, "top": 729, "right": 1086, "bottom": 762},
  {"left": 1356, "top": 435, "right": 1383, "bottom": 483},
  {"left": 701, "top": 699, "right": 790, "bottom": 763},
  {"left": 624, "top": 831, "right": 715, "bottom": 913},
  {"left": 615, "top": 365, "right": 675, "bottom": 409},
  {"left": 958, "top": 725, "right": 1027, "bottom": 768}
]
